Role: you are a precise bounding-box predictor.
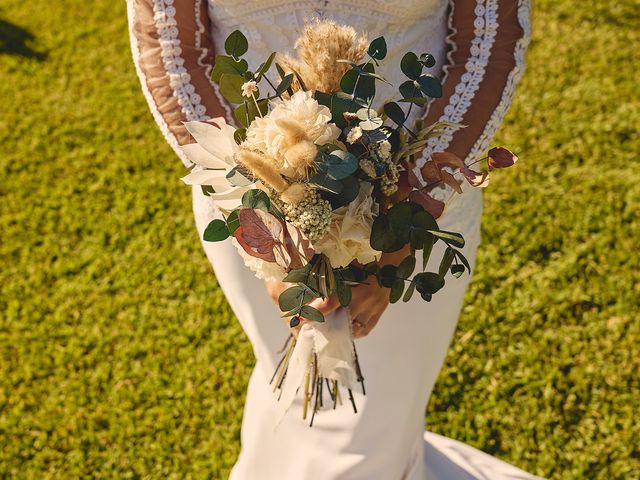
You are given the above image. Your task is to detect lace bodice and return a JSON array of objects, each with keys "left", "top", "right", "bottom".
[{"left": 207, "top": 0, "right": 450, "bottom": 122}]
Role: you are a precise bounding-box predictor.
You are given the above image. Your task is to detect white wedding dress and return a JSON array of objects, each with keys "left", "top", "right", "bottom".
[
  {"left": 191, "top": 1, "right": 540, "bottom": 479},
  {"left": 127, "top": 0, "right": 540, "bottom": 478}
]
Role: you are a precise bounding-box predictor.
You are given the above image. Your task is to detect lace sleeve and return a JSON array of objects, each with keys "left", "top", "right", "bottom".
[
  {"left": 417, "top": 0, "right": 531, "bottom": 169},
  {"left": 126, "top": 0, "right": 234, "bottom": 167}
]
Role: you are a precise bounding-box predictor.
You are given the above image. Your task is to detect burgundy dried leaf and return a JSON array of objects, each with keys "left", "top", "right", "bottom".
[
  {"left": 409, "top": 190, "right": 445, "bottom": 219},
  {"left": 283, "top": 223, "right": 315, "bottom": 270},
  {"left": 488, "top": 147, "right": 518, "bottom": 169},
  {"left": 440, "top": 170, "right": 463, "bottom": 194},
  {"left": 431, "top": 151, "right": 465, "bottom": 170},
  {"left": 420, "top": 161, "right": 443, "bottom": 186},
  {"left": 407, "top": 165, "right": 424, "bottom": 189},
  {"left": 234, "top": 208, "right": 291, "bottom": 265},
  {"left": 460, "top": 166, "right": 490, "bottom": 188}
]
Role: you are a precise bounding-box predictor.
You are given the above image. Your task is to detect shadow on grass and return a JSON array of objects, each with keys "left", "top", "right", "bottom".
[{"left": 0, "top": 18, "right": 47, "bottom": 60}]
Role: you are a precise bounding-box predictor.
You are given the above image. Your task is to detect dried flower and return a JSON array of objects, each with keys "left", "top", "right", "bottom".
[
  {"left": 346, "top": 126, "right": 363, "bottom": 144},
  {"left": 278, "top": 20, "right": 368, "bottom": 94},
  {"left": 244, "top": 91, "right": 339, "bottom": 178},
  {"left": 359, "top": 158, "right": 376, "bottom": 178},
  {"left": 314, "top": 183, "right": 380, "bottom": 267},
  {"left": 272, "top": 188, "right": 332, "bottom": 241},
  {"left": 241, "top": 80, "right": 258, "bottom": 98}
]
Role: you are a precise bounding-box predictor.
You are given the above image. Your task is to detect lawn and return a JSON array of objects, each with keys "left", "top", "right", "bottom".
[{"left": 0, "top": 1, "right": 638, "bottom": 478}]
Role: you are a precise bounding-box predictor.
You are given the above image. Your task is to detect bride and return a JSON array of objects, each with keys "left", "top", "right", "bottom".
[{"left": 126, "top": 0, "right": 541, "bottom": 478}]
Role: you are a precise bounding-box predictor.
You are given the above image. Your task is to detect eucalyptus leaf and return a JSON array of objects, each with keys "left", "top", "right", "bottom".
[
  {"left": 451, "top": 264, "right": 465, "bottom": 278},
  {"left": 234, "top": 128, "right": 247, "bottom": 145},
  {"left": 226, "top": 209, "right": 240, "bottom": 234},
  {"left": 359, "top": 117, "right": 384, "bottom": 131},
  {"left": 309, "top": 173, "right": 343, "bottom": 194},
  {"left": 224, "top": 30, "right": 248, "bottom": 58},
  {"left": 219, "top": 74, "right": 247, "bottom": 104},
  {"left": 390, "top": 279, "right": 405, "bottom": 303},
  {"left": 455, "top": 250, "right": 471, "bottom": 273},
  {"left": 321, "top": 176, "right": 360, "bottom": 209},
  {"left": 279, "top": 286, "right": 314, "bottom": 311},
  {"left": 234, "top": 99, "right": 268, "bottom": 128},
  {"left": 439, "top": 247, "right": 455, "bottom": 277},
  {"left": 428, "top": 230, "right": 465, "bottom": 248},
  {"left": 203, "top": 219, "right": 229, "bottom": 242},
  {"left": 403, "top": 281, "right": 416, "bottom": 302},
  {"left": 401, "top": 52, "right": 422, "bottom": 80},
  {"left": 397, "top": 255, "right": 416, "bottom": 279},
  {"left": 419, "top": 53, "right": 436, "bottom": 68},
  {"left": 356, "top": 107, "right": 377, "bottom": 121},
  {"left": 290, "top": 315, "right": 301, "bottom": 328},
  {"left": 324, "top": 150, "right": 358, "bottom": 180},
  {"left": 255, "top": 52, "right": 276, "bottom": 80},
  {"left": 241, "top": 189, "right": 271, "bottom": 211},
  {"left": 418, "top": 74, "right": 443, "bottom": 98},
  {"left": 368, "top": 36, "right": 387, "bottom": 60},
  {"left": 370, "top": 214, "right": 405, "bottom": 252},
  {"left": 422, "top": 233, "right": 435, "bottom": 271},
  {"left": 336, "top": 281, "right": 352, "bottom": 307},
  {"left": 282, "top": 262, "right": 314, "bottom": 284},
  {"left": 384, "top": 102, "right": 406, "bottom": 127},
  {"left": 399, "top": 80, "right": 420, "bottom": 99},
  {"left": 414, "top": 272, "right": 445, "bottom": 295},
  {"left": 276, "top": 73, "right": 294, "bottom": 95},
  {"left": 211, "top": 55, "right": 249, "bottom": 83},
  {"left": 299, "top": 305, "right": 325, "bottom": 323},
  {"left": 378, "top": 265, "right": 398, "bottom": 288}
]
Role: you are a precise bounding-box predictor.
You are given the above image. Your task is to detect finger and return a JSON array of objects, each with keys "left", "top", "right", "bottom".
[
  {"left": 309, "top": 294, "right": 341, "bottom": 316},
  {"left": 351, "top": 315, "right": 368, "bottom": 339},
  {"left": 359, "top": 315, "right": 380, "bottom": 338}
]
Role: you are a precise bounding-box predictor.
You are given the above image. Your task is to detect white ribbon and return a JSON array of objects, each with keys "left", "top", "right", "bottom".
[{"left": 275, "top": 308, "right": 358, "bottom": 425}]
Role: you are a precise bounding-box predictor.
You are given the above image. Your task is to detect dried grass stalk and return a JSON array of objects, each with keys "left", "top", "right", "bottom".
[{"left": 279, "top": 19, "right": 368, "bottom": 94}]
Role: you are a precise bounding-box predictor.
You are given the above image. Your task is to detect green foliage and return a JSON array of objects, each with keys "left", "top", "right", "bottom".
[
  {"left": 0, "top": 1, "right": 638, "bottom": 478},
  {"left": 224, "top": 30, "right": 249, "bottom": 58},
  {"left": 203, "top": 219, "right": 230, "bottom": 242}
]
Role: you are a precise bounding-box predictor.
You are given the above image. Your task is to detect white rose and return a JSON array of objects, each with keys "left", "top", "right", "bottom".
[{"left": 313, "top": 182, "right": 380, "bottom": 268}]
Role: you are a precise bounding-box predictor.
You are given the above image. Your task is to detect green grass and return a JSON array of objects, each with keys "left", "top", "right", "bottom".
[{"left": 0, "top": 1, "right": 638, "bottom": 478}]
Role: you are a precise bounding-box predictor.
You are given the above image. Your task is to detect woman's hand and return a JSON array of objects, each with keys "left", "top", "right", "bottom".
[
  {"left": 265, "top": 280, "right": 341, "bottom": 337},
  {"left": 348, "top": 245, "right": 412, "bottom": 339}
]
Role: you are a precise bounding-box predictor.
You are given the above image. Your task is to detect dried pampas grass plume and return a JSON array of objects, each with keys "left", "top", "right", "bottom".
[
  {"left": 279, "top": 19, "right": 368, "bottom": 94},
  {"left": 281, "top": 183, "right": 308, "bottom": 204},
  {"left": 284, "top": 140, "right": 318, "bottom": 179},
  {"left": 236, "top": 149, "right": 289, "bottom": 194}
]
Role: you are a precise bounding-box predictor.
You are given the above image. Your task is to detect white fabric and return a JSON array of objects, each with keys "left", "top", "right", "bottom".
[{"left": 191, "top": 1, "right": 542, "bottom": 478}]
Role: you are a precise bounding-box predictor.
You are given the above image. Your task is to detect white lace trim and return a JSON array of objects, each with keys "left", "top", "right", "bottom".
[
  {"left": 467, "top": 0, "right": 531, "bottom": 161},
  {"left": 126, "top": 0, "right": 191, "bottom": 167},
  {"left": 193, "top": 0, "right": 236, "bottom": 125},
  {"left": 153, "top": 0, "right": 209, "bottom": 124},
  {"left": 421, "top": 0, "right": 499, "bottom": 163}
]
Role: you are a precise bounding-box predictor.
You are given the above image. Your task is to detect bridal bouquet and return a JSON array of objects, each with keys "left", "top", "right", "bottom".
[{"left": 181, "top": 22, "right": 517, "bottom": 424}]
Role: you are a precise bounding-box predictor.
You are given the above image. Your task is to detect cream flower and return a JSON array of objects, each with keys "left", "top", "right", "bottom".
[
  {"left": 244, "top": 90, "right": 340, "bottom": 173},
  {"left": 241, "top": 80, "right": 258, "bottom": 98},
  {"left": 313, "top": 182, "right": 380, "bottom": 268},
  {"left": 231, "top": 239, "right": 287, "bottom": 282},
  {"left": 179, "top": 120, "right": 252, "bottom": 212}
]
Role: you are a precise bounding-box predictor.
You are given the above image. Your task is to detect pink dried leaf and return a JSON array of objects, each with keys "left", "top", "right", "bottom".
[
  {"left": 431, "top": 151, "right": 465, "bottom": 170},
  {"left": 488, "top": 147, "right": 518, "bottom": 169},
  {"left": 440, "top": 170, "right": 463, "bottom": 194},
  {"left": 234, "top": 209, "right": 292, "bottom": 266},
  {"left": 460, "top": 166, "right": 490, "bottom": 188},
  {"left": 284, "top": 223, "right": 315, "bottom": 270}
]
